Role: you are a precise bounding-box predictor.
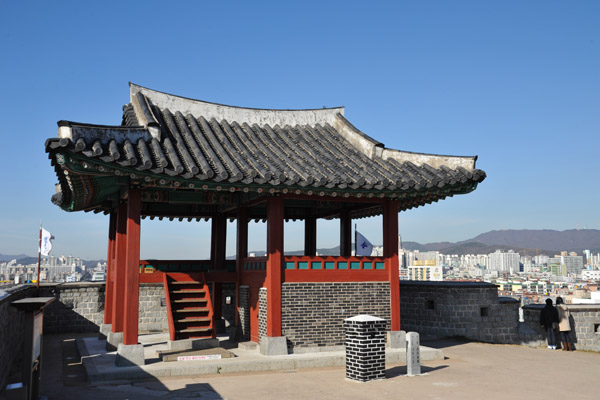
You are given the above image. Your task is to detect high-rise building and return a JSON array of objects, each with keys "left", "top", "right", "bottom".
[
  {"left": 408, "top": 264, "right": 443, "bottom": 281},
  {"left": 488, "top": 250, "right": 520, "bottom": 273},
  {"left": 559, "top": 255, "right": 584, "bottom": 275}
]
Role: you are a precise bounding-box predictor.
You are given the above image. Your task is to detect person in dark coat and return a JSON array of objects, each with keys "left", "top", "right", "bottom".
[{"left": 540, "top": 298, "right": 559, "bottom": 350}]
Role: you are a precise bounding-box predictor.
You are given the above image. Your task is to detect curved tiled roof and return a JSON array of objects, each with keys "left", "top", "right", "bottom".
[{"left": 45, "top": 84, "right": 485, "bottom": 215}]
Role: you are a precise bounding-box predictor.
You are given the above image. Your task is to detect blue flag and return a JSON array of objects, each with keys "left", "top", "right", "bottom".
[{"left": 356, "top": 231, "right": 373, "bottom": 256}]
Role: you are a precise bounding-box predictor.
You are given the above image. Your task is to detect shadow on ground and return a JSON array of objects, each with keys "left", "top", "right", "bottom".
[
  {"left": 40, "top": 333, "right": 226, "bottom": 400},
  {"left": 422, "top": 337, "right": 472, "bottom": 350},
  {"left": 386, "top": 364, "right": 449, "bottom": 378}
]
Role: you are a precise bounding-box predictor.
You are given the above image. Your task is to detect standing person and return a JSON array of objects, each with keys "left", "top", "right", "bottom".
[
  {"left": 540, "top": 298, "right": 559, "bottom": 349},
  {"left": 556, "top": 297, "right": 573, "bottom": 351}
]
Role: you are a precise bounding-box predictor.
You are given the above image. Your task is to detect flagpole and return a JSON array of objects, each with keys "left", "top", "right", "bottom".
[{"left": 37, "top": 225, "right": 42, "bottom": 291}]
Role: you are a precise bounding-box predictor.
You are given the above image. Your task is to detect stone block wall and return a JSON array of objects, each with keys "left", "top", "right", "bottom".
[
  {"left": 138, "top": 283, "right": 168, "bottom": 333},
  {"left": 37, "top": 282, "right": 168, "bottom": 334},
  {"left": 281, "top": 282, "right": 391, "bottom": 350},
  {"left": 522, "top": 304, "right": 600, "bottom": 351},
  {"left": 0, "top": 285, "right": 36, "bottom": 392},
  {"left": 399, "top": 281, "right": 520, "bottom": 343},
  {"left": 39, "top": 283, "right": 105, "bottom": 333}
]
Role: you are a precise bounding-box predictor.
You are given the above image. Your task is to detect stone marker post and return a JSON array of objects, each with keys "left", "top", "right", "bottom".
[
  {"left": 344, "top": 315, "right": 386, "bottom": 382},
  {"left": 407, "top": 331, "right": 421, "bottom": 376}
]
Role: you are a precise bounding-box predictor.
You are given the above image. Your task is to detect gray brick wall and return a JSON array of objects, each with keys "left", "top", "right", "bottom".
[
  {"left": 0, "top": 285, "right": 36, "bottom": 392},
  {"left": 399, "top": 281, "right": 520, "bottom": 343},
  {"left": 281, "top": 282, "right": 391, "bottom": 350}
]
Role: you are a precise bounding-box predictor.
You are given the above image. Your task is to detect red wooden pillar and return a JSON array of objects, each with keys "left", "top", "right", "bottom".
[
  {"left": 266, "top": 196, "right": 283, "bottom": 337},
  {"left": 103, "top": 210, "right": 117, "bottom": 325},
  {"left": 235, "top": 207, "right": 248, "bottom": 327},
  {"left": 111, "top": 202, "right": 127, "bottom": 333},
  {"left": 383, "top": 199, "right": 401, "bottom": 331},
  {"left": 340, "top": 210, "right": 352, "bottom": 257},
  {"left": 123, "top": 187, "right": 141, "bottom": 345},
  {"left": 304, "top": 216, "right": 317, "bottom": 256}
]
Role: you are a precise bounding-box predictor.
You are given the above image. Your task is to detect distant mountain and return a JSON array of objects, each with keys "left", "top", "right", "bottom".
[
  {"left": 427, "top": 242, "right": 557, "bottom": 257},
  {"left": 16, "top": 257, "right": 38, "bottom": 265},
  {"left": 402, "top": 241, "right": 454, "bottom": 252},
  {"left": 4, "top": 229, "right": 599, "bottom": 262},
  {"left": 0, "top": 253, "right": 31, "bottom": 262},
  {"left": 403, "top": 229, "right": 600, "bottom": 255},
  {"left": 466, "top": 229, "right": 600, "bottom": 253},
  {"left": 288, "top": 246, "right": 341, "bottom": 256},
  {"left": 244, "top": 245, "right": 343, "bottom": 258}
]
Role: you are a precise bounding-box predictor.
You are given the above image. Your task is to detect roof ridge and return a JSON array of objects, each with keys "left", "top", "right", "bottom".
[{"left": 129, "top": 83, "right": 344, "bottom": 128}]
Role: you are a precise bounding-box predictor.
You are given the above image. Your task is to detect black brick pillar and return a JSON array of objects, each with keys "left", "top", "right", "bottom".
[
  {"left": 238, "top": 285, "right": 250, "bottom": 341},
  {"left": 344, "top": 315, "right": 386, "bottom": 382}
]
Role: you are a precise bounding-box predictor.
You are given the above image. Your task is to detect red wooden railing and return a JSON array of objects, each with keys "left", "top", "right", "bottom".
[
  {"left": 139, "top": 259, "right": 236, "bottom": 274},
  {"left": 241, "top": 256, "right": 268, "bottom": 271},
  {"left": 138, "top": 256, "right": 389, "bottom": 284},
  {"left": 138, "top": 259, "right": 237, "bottom": 283},
  {"left": 282, "top": 255, "right": 388, "bottom": 282}
]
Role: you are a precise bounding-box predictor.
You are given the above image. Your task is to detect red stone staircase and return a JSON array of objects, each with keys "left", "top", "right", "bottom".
[{"left": 163, "top": 273, "right": 215, "bottom": 341}]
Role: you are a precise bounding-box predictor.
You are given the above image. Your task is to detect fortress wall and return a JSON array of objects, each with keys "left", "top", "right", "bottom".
[
  {"left": 38, "top": 282, "right": 168, "bottom": 334},
  {"left": 399, "top": 281, "right": 521, "bottom": 343}
]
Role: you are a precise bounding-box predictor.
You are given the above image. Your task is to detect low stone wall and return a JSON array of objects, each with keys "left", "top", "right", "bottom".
[
  {"left": 39, "top": 283, "right": 104, "bottom": 333},
  {"left": 38, "top": 282, "right": 168, "bottom": 333},
  {"left": 0, "top": 285, "right": 36, "bottom": 392},
  {"left": 280, "top": 282, "right": 391, "bottom": 351},
  {"left": 522, "top": 304, "right": 600, "bottom": 351},
  {"left": 399, "top": 281, "right": 520, "bottom": 343}
]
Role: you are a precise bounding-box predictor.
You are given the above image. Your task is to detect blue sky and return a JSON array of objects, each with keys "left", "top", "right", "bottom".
[{"left": 0, "top": 1, "right": 598, "bottom": 260}]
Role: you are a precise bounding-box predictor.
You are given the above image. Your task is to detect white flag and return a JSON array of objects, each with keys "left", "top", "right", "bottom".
[
  {"left": 356, "top": 231, "right": 373, "bottom": 256},
  {"left": 40, "top": 228, "right": 54, "bottom": 256}
]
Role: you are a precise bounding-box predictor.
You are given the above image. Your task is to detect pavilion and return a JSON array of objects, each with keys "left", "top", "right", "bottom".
[{"left": 45, "top": 83, "right": 485, "bottom": 363}]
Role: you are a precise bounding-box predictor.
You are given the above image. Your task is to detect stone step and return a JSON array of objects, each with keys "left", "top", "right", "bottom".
[
  {"left": 238, "top": 341, "right": 258, "bottom": 351},
  {"left": 174, "top": 308, "right": 209, "bottom": 313},
  {"left": 177, "top": 327, "right": 213, "bottom": 334},
  {"left": 173, "top": 299, "right": 208, "bottom": 303},
  {"left": 170, "top": 289, "right": 206, "bottom": 294},
  {"left": 175, "top": 317, "right": 212, "bottom": 323}
]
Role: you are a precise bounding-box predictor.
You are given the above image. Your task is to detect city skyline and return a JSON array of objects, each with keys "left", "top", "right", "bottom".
[
  {"left": 1, "top": 1, "right": 598, "bottom": 259},
  {"left": 2, "top": 227, "right": 598, "bottom": 263}
]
